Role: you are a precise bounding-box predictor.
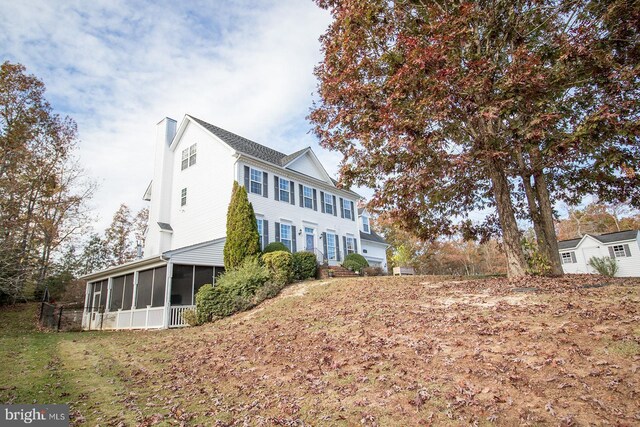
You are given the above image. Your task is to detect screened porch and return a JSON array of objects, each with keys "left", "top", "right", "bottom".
[{"left": 83, "top": 262, "right": 224, "bottom": 330}]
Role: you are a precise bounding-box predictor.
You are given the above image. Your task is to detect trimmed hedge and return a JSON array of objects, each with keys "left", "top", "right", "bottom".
[
  {"left": 195, "top": 258, "right": 269, "bottom": 323},
  {"left": 262, "top": 250, "right": 294, "bottom": 285},
  {"left": 342, "top": 253, "right": 369, "bottom": 272},
  {"left": 263, "top": 242, "right": 290, "bottom": 253},
  {"left": 292, "top": 252, "right": 317, "bottom": 280}
]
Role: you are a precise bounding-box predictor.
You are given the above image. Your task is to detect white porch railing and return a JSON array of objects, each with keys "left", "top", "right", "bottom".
[{"left": 169, "top": 305, "right": 195, "bottom": 328}]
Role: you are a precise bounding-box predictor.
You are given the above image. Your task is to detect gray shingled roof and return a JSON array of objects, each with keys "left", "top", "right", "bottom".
[
  {"left": 280, "top": 147, "right": 310, "bottom": 166},
  {"left": 558, "top": 230, "right": 638, "bottom": 250},
  {"left": 593, "top": 229, "right": 638, "bottom": 243},
  {"left": 189, "top": 115, "right": 362, "bottom": 195},
  {"left": 189, "top": 115, "right": 289, "bottom": 166},
  {"left": 360, "top": 230, "right": 388, "bottom": 245},
  {"left": 558, "top": 238, "right": 581, "bottom": 250}
]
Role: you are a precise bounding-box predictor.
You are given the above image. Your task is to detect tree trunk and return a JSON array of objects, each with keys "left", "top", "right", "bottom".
[
  {"left": 516, "top": 149, "right": 552, "bottom": 267},
  {"left": 532, "top": 171, "right": 563, "bottom": 275},
  {"left": 529, "top": 149, "right": 563, "bottom": 276},
  {"left": 489, "top": 163, "right": 527, "bottom": 278}
]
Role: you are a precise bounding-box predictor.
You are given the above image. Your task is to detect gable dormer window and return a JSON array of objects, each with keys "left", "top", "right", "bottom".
[
  {"left": 279, "top": 178, "right": 290, "bottom": 203},
  {"left": 362, "top": 216, "right": 370, "bottom": 233},
  {"left": 181, "top": 143, "right": 197, "bottom": 170}
]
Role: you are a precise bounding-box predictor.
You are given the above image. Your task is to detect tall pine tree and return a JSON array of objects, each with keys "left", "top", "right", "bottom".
[{"left": 223, "top": 181, "right": 260, "bottom": 270}]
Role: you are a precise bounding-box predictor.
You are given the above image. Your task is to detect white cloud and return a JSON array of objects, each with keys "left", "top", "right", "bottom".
[{"left": 0, "top": 0, "right": 334, "bottom": 230}]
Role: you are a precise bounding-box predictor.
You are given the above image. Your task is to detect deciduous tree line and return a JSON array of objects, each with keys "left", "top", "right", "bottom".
[
  {"left": 0, "top": 62, "right": 95, "bottom": 303},
  {"left": 1, "top": 62, "right": 148, "bottom": 303},
  {"left": 311, "top": 0, "right": 639, "bottom": 277}
]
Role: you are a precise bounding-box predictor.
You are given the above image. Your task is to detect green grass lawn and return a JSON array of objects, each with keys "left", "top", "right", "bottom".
[{"left": 0, "top": 304, "right": 172, "bottom": 425}]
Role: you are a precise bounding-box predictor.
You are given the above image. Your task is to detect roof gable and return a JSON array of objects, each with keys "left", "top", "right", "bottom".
[
  {"left": 284, "top": 149, "right": 334, "bottom": 184},
  {"left": 183, "top": 115, "right": 354, "bottom": 191}
]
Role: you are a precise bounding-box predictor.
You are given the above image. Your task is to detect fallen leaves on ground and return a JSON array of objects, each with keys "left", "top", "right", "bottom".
[{"left": 74, "top": 275, "right": 640, "bottom": 426}]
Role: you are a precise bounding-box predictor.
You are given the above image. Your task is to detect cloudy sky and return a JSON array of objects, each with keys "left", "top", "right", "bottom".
[{"left": 1, "top": 0, "right": 340, "bottom": 230}]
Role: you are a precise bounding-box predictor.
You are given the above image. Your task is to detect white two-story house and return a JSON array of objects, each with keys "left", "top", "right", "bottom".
[{"left": 81, "top": 115, "right": 388, "bottom": 330}]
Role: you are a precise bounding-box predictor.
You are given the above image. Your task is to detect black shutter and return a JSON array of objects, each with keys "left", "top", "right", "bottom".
[
  {"left": 322, "top": 232, "right": 328, "bottom": 262},
  {"left": 263, "top": 220, "right": 269, "bottom": 248},
  {"left": 343, "top": 236, "right": 347, "bottom": 255},
  {"left": 332, "top": 195, "right": 337, "bottom": 216},
  {"left": 290, "top": 181, "right": 295, "bottom": 205},
  {"left": 244, "top": 166, "right": 250, "bottom": 189},
  {"left": 351, "top": 201, "right": 355, "bottom": 221},
  {"left": 336, "top": 234, "right": 341, "bottom": 261},
  {"left": 354, "top": 239, "right": 358, "bottom": 254},
  {"left": 570, "top": 251, "right": 576, "bottom": 263},
  {"left": 608, "top": 246, "right": 615, "bottom": 258},
  {"left": 263, "top": 172, "right": 268, "bottom": 198},
  {"left": 275, "top": 222, "right": 280, "bottom": 242},
  {"left": 340, "top": 198, "right": 344, "bottom": 218},
  {"left": 274, "top": 176, "right": 280, "bottom": 201},
  {"left": 313, "top": 189, "right": 318, "bottom": 211},
  {"left": 299, "top": 184, "right": 304, "bottom": 207},
  {"left": 292, "top": 226, "right": 297, "bottom": 252},
  {"left": 623, "top": 244, "right": 631, "bottom": 257},
  {"left": 320, "top": 191, "right": 325, "bottom": 213}
]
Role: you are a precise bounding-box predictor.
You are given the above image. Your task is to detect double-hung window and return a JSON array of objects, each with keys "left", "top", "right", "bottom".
[
  {"left": 180, "top": 188, "right": 187, "bottom": 206},
  {"left": 324, "top": 193, "right": 334, "bottom": 215},
  {"left": 256, "top": 219, "right": 264, "bottom": 249},
  {"left": 280, "top": 224, "right": 292, "bottom": 251},
  {"left": 346, "top": 236, "right": 355, "bottom": 255},
  {"left": 279, "top": 178, "right": 290, "bottom": 203},
  {"left": 362, "top": 216, "right": 370, "bottom": 233},
  {"left": 250, "top": 168, "right": 263, "bottom": 195},
  {"left": 303, "top": 186, "right": 313, "bottom": 209},
  {"left": 343, "top": 200, "right": 353, "bottom": 220},
  {"left": 181, "top": 144, "right": 197, "bottom": 170},
  {"left": 326, "top": 233, "right": 337, "bottom": 260}
]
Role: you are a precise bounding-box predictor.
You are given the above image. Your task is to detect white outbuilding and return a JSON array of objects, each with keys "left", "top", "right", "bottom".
[{"left": 558, "top": 230, "right": 640, "bottom": 277}]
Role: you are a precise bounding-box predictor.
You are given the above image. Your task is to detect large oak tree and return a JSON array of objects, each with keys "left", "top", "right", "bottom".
[{"left": 310, "top": 0, "right": 639, "bottom": 277}]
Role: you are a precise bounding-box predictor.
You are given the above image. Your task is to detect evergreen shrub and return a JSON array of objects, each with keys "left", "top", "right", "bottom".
[
  {"left": 342, "top": 253, "right": 369, "bottom": 272},
  {"left": 263, "top": 242, "right": 290, "bottom": 253},
  {"left": 292, "top": 252, "right": 317, "bottom": 280},
  {"left": 262, "top": 251, "right": 294, "bottom": 285}
]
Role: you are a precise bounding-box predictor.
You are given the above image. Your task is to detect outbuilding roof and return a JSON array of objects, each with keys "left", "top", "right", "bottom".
[{"left": 558, "top": 230, "right": 638, "bottom": 250}]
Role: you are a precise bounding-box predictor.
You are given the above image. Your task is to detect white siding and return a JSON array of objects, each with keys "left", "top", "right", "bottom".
[
  {"left": 361, "top": 240, "right": 389, "bottom": 272},
  {"left": 286, "top": 152, "right": 329, "bottom": 182},
  {"left": 145, "top": 118, "right": 177, "bottom": 256},
  {"left": 560, "top": 234, "right": 640, "bottom": 277},
  {"left": 168, "top": 122, "right": 235, "bottom": 250},
  {"left": 167, "top": 239, "right": 225, "bottom": 265},
  {"left": 238, "top": 159, "right": 361, "bottom": 265}
]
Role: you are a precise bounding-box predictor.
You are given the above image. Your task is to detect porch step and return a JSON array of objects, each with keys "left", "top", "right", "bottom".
[{"left": 318, "top": 265, "right": 360, "bottom": 279}]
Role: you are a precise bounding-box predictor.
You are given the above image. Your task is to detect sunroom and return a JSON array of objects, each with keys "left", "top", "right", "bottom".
[{"left": 82, "top": 238, "right": 225, "bottom": 330}]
